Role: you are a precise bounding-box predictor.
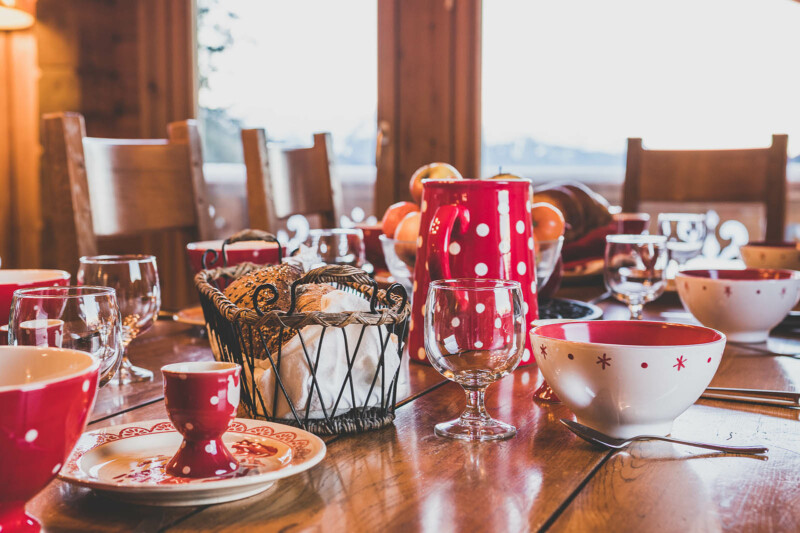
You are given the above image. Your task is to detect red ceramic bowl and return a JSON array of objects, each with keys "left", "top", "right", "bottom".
[
  {"left": 0, "top": 270, "right": 71, "bottom": 326},
  {"left": 0, "top": 346, "right": 99, "bottom": 532},
  {"left": 186, "top": 239, "right": 283, "bottom": 274}
]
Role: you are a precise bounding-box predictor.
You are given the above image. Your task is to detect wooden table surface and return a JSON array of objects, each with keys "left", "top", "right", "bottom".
[{"left": 28, "top": 285, "right": 800, "bottom": 532}]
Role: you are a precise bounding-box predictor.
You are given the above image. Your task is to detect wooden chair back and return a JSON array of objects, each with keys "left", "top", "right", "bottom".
[
  {"left": 622, "top": 134, "right": 789, "bottom": 241},
  {"left": 41, "top": 112, "right": 214, "bottom": 272},
  {"left": 242, "top": 129, "right": 342, "bottom": 233}
]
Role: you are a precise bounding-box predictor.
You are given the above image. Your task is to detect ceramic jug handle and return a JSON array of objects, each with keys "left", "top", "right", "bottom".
[{"left": 427, "top": 204, "right": 468, "bottom": 281}]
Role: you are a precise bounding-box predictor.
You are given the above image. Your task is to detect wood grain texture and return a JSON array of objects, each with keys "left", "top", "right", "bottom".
[
  {"left": 622, "top": 135, "right": 789, "bottom": 241},
  {"left": 0, "top": 14, "right": 41, "bottom": 268},
  {"left": 375, "top": 0, "right": 482, "bottom": 212},
  {"left": 41, "top": 113, "right": 213, "bottom": 307},
  {"left": 26, "top": 286, "right": 800, "bottom": 532},
  {"left": 165, "top": 367, "right": 606, "bottom": 533},
  {"left": 242, "top": 129, "right": 340, "bottom": 232}
]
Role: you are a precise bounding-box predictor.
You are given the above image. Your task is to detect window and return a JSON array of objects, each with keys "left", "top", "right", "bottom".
[
  {"left": 197, "top": 0, "right": 378, "bottom": 224},
  {"left": 482, "top": 0, "right": 800, "bottom": 185}
]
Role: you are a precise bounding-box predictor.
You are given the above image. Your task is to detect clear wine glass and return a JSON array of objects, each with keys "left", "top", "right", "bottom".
[
  {"left": 425, "top": 279, "right": 525, "bottom": 441},
  {"left": 604, "top": 235, "right": 668, "bottom": 320},
  {"left": 657, "top": 213, "right": 707, "bottom": 272},
  {"left": 305, "top": 229, "right": 365, "bottom": 267},
  {"left": 78, "top": 255, "right": 161, "bottom": 384},
  {"left": 8, "top": 286, "right": 123, "bottom": 387}
]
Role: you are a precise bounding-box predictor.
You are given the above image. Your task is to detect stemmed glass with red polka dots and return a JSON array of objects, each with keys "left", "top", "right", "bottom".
[{"left": 425, "top": 279, "right": 526, "bottom": 441}]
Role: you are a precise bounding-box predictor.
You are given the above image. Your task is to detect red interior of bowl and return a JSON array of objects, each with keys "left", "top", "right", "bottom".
[
  {"left": 534, "top": 320, "right": 723, "bottom": 346},
  {"left": 744, "top": 241, "right": 799, "bottom": 249},
  {"left": 680, "top": 269, "right": 795, "bottom": 280}
]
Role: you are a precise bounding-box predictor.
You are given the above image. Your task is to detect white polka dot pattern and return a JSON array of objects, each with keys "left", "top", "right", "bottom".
[
  {"left": 499, "top": 241, "right": 511, "bottom": 254},
  {"left": 517, "top": 262, "right": 527, "bottom": 275},
  {"left": 475, "top": 303, "right": 485, "bottom": 313},
  {"left": 476, "top": 224, "right": 490, "bottom": 237},
  {"left": 475, "top": 263, "right": 488, "bottom": 276},
  {"left": 451, "top": 317, "right": 460, "bottom": 327},
  {"left": 449, "top": 241, "right": 461, "bottom": 255},
  {"left": 516, "top": 220, "right": 526, "bottom": 234},
  {"left": 24, "top": 429, "right": 37, "bottom": 443}
]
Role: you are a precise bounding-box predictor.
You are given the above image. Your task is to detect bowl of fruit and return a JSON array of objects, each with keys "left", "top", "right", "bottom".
[
  {"left": 531, "top": 202, "right": 566, "bottom": 291},
  {"left": 375, "top": 163, "right": 464, "bottom": 289}
]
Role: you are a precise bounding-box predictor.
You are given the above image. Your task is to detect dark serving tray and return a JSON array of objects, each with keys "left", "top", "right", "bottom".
[{"left": 537, "top": 297, "right": 603, "bottom": 321}]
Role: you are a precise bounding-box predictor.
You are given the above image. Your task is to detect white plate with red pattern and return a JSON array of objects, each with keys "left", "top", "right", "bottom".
[{"left": 59, "top": 418, "right": 326, "bottom": 506}]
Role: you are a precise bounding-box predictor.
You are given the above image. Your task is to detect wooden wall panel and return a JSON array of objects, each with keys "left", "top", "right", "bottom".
[
  {"left": 0, "top": 0, "right": 41, "bottom": 268},
  {"left": 33, "top": 0, "right": 200, "bottom": 309},
  {"left": 375, "top": 0, "right": 481, "bottom": 213}
]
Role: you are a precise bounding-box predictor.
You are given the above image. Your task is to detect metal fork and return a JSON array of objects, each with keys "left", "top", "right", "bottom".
[{"left": 560, "top": 419, "right": 768, "bottom": 455}]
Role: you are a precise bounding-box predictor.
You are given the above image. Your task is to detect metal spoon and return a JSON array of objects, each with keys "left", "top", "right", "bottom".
[{"left": 560, "top": 419, "right": 768, "bottom": 455}]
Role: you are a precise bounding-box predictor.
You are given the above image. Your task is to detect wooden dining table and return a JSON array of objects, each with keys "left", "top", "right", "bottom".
[{"left": 27, "top": 283, "right": 800, "bottom": 532}]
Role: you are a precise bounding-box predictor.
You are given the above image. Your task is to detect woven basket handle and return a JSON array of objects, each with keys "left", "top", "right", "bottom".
[
  {"left": 202, "top": 229, "right": 283, "bottom": 269},
  {"left": 288, "top": 264, "right": 379, "bottom": 314}
]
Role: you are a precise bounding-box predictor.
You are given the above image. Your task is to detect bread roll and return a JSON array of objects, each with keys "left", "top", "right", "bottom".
[{"left": 224, "top": 264, "right": 303, "bottom": 359}]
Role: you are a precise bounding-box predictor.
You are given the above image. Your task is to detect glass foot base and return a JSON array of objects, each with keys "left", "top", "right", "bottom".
[
  {"left": 114, "top": 357, "right": 154, "bottom": 385},
  {"left": 533, "top": 381, "right": 561, "bottom": 403},
  {"left": 434, "top": 418, "right": 516, "bottom": 441}
]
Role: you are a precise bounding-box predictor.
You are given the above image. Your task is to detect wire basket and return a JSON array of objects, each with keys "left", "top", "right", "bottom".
[{"left": 194, "top": 233, "right": 410, "bottom": 435}]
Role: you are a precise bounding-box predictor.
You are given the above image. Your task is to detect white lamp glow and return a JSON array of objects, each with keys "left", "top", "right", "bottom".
[{"left": 0, "top": 0, "right": 34, "bottom": 31}]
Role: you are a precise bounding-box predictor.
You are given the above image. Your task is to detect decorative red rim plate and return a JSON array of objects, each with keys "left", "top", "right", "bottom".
[{"left": 59, "top": 418, "right": 326, "bottom": 496}]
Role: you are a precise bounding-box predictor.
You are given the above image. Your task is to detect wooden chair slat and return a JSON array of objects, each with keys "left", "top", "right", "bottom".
[{"left": 622, "top": 134, "right": 788, "bottom": 241}]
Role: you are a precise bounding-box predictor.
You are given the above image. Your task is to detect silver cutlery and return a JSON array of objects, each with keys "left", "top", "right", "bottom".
[
  {"left": 560, "top": 418, "right": 768, "bottom": 455},
  {"left": 702, "top": 387, "right": 800, "bottom": 407}
]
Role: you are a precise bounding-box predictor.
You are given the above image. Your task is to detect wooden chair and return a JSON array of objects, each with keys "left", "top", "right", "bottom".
[
  {"left": 241, "top": 129, "right": 342, "bottom": 233},
  {"left": 41, "top": 112, "right": 214, "bottom": 304},
  {"left": 622, "top": 135, "right": 789, "bottom": 241}
]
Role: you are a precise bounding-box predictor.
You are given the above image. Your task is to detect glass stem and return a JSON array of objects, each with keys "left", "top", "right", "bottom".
[
  {"left": 461, "top": 386, "right": 491, "bottom": 424},
  {"left": 628, "top": 302, "right": 644, "bottom": 320}
]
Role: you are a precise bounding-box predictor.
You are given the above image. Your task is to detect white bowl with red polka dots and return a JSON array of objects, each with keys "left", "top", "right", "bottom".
[
  {"left": 676, "top": 268, "right": 800, "bottom": 343},
  {"left": 740, "top": 242, "right": 800, "bottom": 271},
  {"left": 531, "top": 320, "right": 725, "bottom": 439}
]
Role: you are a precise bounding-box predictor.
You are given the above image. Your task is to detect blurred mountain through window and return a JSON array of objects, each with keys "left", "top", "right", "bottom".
[{"left": 482, "top": 0, "right": 800, "bottom": 183}]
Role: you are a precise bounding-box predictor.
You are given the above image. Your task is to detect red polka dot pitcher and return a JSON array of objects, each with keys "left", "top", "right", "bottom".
[{"left": 409, "top": 179, "right": 539, "bottom": 366}]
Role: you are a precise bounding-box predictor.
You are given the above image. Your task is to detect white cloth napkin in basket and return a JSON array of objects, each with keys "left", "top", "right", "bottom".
[{"left": 245, "top": 289, "right": 408, "bottom": 420}]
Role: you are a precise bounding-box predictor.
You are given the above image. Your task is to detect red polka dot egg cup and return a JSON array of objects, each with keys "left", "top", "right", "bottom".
[
  {"left": 0, "top": 346, "right": 100, "bottom": 533},
  {"left": 162, "top": 362, "right": 241, "bottom": 478},
  {"left": 531, "top": 321, "right": 725, "bottom": 439},
  {"left": 676, "top": 269, "right": 800, "bottom": 343}
]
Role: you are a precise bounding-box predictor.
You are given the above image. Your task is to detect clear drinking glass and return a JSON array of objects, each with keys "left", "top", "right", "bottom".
[
  {"left": 604, "top": 235, "right": 668, "bottom": 320},
  {"left": 425, "top": 279, "right": 525, "bottom": 441},
  {"left": 78, "top": 255, "right": 161, "bottom": 384},
  {"left": 8, "top": 286, "right": 123, "bottom": 387},
  {"left": 657, "top": 213, "right": 707, "bottom": 267},
  {"left": 305, "top": 229, "right": 365, "bottom": 267}
]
